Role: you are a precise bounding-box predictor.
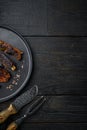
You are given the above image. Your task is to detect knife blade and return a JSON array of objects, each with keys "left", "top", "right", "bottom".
[{"left": 0, "top": 85, "right": 38, "bottom": 124}]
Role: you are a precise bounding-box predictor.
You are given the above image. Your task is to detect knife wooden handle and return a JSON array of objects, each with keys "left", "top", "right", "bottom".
[
  {"left": 6, "top": 122, "right": 18, "bottom": 130},
  {"left": 0, "top": 104, "right": 17, "bottom": 124}
]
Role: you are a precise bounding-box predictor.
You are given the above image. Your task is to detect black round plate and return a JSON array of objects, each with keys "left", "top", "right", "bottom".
[{"left": 0, "top": 26, "right": 32, "bottom": 102}]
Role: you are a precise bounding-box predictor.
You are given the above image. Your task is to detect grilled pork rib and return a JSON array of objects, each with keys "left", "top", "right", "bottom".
[
  {"left": 0, "top": 51, "right": 16, "bottom": 71},
  {"left": 0, "top": 67, "right": 11, "bottom": 82},
  {"left": 0, "top": 40, "right": 23, "bottom": 60}
]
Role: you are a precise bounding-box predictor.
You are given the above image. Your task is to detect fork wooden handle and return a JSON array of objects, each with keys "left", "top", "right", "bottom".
[
  {"left": 0, "top": 104, "right": 17, "bottom": 124},
  {"left": 6, "top": 122, "right": 18, "bottom": 130}
]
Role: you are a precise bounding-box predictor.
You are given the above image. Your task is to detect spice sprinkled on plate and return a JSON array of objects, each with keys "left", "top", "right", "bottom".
[{"left": 6, "top": 85, "right": 13, "bottom": 91}]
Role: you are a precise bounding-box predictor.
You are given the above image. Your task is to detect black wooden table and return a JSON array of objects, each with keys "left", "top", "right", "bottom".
[{"left": 0, "top": 0, "right": 87, "bottom": 129}]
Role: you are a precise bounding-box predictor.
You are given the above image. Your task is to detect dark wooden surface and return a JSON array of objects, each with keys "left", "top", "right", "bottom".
[{"left": 0, "top": 0, "right": 87, "bottom": 130}]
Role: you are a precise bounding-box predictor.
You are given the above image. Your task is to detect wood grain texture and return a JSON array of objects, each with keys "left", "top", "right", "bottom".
[
  {"left": 1, "top": 123, "right": 87, "bottom": 130},
  {"left": 0, "top": 96, "right": 87, "bottom": 123},
  {"left": 22, "top": 37, "right": 87, "bottom": 95},
  {"left": 0, "top": 0, "right": 47, "bottom": 35},
  {"left": 20, "top": 123, "right": 87, "bottom": 130},
  {"left": 20, "top": 96, "right": 87, "bottom": 123},
  {"left": 0, "top": 0, "right": 87, "bottom": 36},
  {"left": 47, "top": 0, "right": 87, "bottom": 36}
]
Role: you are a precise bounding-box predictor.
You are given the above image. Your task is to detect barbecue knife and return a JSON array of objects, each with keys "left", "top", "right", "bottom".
[{"left": 0, "top": 85, "right": 38, "bottom": 124}]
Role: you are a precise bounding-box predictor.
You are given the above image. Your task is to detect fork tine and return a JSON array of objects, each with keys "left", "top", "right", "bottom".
[
  {"left": 29, "top": 97, "right": 46, "bottom": 115},
  {"left": 6, "top": 96, "right": 46, "bottom": 130},
  {"left": 25, "top": 96, "right": 46, "bottom": 115}
]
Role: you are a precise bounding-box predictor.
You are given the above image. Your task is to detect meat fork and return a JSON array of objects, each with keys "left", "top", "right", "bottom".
[{"left": 6, "top": 96, "right": 46, "bottom": 130}]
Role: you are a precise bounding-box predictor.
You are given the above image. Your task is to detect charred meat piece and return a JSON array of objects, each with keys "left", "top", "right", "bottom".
[
  {"left": 0, "top": 51, "right": 16, "bottom": 71},
  {"left": 0, "top": 67, "right": 11, "bottom": 82},
  {"left": 0, "top": 40, "right": 23, "bottom": 60}
]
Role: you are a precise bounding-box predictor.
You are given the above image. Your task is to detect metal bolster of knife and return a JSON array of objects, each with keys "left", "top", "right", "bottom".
[{"left": 0, "top": 104, "right": 17, "bottom": 124}]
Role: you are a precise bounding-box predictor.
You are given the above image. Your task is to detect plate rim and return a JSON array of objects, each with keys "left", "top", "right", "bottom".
[{"left": 0, "top": 25, "right": 33, "bottom": 102}]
